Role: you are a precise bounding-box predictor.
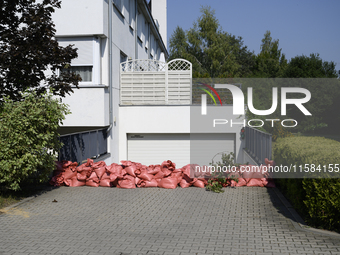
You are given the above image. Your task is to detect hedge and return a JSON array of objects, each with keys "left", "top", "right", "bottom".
[{"left": 274, "top": 136, "right": 340, "bottom": 232}]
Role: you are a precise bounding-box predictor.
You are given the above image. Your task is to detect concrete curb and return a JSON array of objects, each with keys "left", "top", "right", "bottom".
[{"left": 273, "top": 187, "right": 340, "bottom": 239}]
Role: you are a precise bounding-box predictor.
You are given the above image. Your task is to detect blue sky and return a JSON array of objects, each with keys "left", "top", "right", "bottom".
[{"left": 167, "top": 0, "right": 340, "bottom": 72}]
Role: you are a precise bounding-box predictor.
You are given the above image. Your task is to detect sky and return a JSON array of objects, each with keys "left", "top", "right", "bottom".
[{"left": 167, "top": 0, "right": 340, "bottom": 73}]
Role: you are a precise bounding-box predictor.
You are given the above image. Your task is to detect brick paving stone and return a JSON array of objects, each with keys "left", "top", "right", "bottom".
[{"left": 0, "top": 187, "right": 340, "bottom": 255}]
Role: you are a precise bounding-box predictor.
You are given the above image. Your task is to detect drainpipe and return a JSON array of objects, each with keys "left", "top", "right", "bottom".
[
  {"left": 135, "top": 0, "right": 138, "bottom": 59},
  {"left": 107, "top": 0, "right": 113, "bottom": 134}
]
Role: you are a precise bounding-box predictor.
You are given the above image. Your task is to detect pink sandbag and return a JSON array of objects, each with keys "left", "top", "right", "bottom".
[
  {"left": 63, "top": 178, "right": 72, "bottom": 186},
  {"left": 77, "top": 171, "right": 88, "bottom": 181},
  {"left": 158, "top": 177, "right": 178, "bottom": 189},
  {"left": 99, "top": 178, "right": 112, "bottom": 187},
  {"left": 161, "top": 160, "right": 176, "bottom": 171},
  {"left": 85, "top": 158, "right": 94, "bottom": 167},
  {"left": 137, "top": 171, "right": 153, "bottom": 181},
  {"left": 70, "top": 176, "right": 86, "bottom": 187},
  {"left": 170, "top": 172, "right": 182, "bottom": 183},
  {"left": 154, "top": 170, "right": 166, "bottom": 179},
  {"left": 76, "top": 163, "right": 92, "bottom": 173},
  {"left": 86, "top": 180, "right": 100, "bottom": 187},
  {"left": 179, "top": 179, "right": 191, "bottom": 188},
  {"left": 120, "top": 160, "right": 132, "bottom": 167},
  {"left": 92, "top": 161, "right": 106, "bottom": 168},
  {"left": 231, "top": 180, "right": 237, "bottom": 187},
  {"left": 63, "top": 169, "right": 77, "bottom": 179},
  {"left": 124, "top": 165, "right": 137, "bottom": 177},
  {"left": 93, "top": 166, "right": 106, "bottom": 179},
  {"left": 101, "top": 172, "right": 111, "bottom": 180},
  {"left": 161, "top": 168, "right": 172, "bottom": 177},
  {"left": 143, "top": 179, "right": 158, "bottom": 187},
  {"left": 87, "top": 171, "right": 98, "bottom": 181},
  {"left": 236, "top": 178, "right": 247, "bottom": 187},
  {"left": 247, "top": 178, "right": 264, "bottom": 187},
  {"left": 117, "top": 175, "right": 136, "bottom": 189},
  {"left": 192, "top": 179, "right": 205, "bottom": 188},
  {"left": 147, "top": 165, "right": 161, "bottom": 175}
]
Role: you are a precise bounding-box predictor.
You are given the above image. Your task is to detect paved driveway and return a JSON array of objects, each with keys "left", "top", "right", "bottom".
[{"left": 0, "top": 186, "right": 340, "bottom": 255}]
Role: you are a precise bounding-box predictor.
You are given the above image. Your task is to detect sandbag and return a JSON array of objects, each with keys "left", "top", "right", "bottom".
[
  {"left": 94, "top": 166, "right": 106, "bottom": 179},
  {"left": 147, "top": 165, "right": 161, "bottom": 175},
  {"left": 230, "top": 180, "right": 237, "bottom": 187},
  {"left": 120, "top": 160, "right": 132, "bottom": 167},
  {"left": 63, "top": 178, "right": 72, "bottom": 186},
  {"left": 236, "top": 178, "right": 247, "bottom": 187},
  {"left": 247, "top": 178, "right": 264, "bottom": 187},
  {"left": 99, "top": 178, "right": 112, "bottom": 187},
  {"left": 179, "top": 179, "right": 191, "bottom": 188},
  {"left": 70, "top": 177, "right": 86, "bottom": 187},
  {"left": 143, "top": 179, "right": 158, "bottom": 187},
  {"left": 158, "top": 177, "right": 178, "bottom": 189},
  {"left": 161, "top": 168, "right": 172, "bottom": 177},
  {"left": 63, "top": 169, "right": 77, "bottom": 179},
  {"left": 192, "top": 179, "right": 205, "bottom": 188},
  {"left": 117, "top": 175, "right": 136, "bottom": 189},
  {"left": 77, "top": 172, "right": 88, "bottom": 181},
  {"left": 161, "top": 160, "right": 176, "bottom": 171},
  {"left": 124, "top": 165, "right": 137, "bottom": 177},
  {"left": 86, "top": 180, "right": 100, "bottom": 187},
  {"left": 76, "top": 163, "right": 92, "bottom": 173},
  {"left": 137, "top": 171, "right": 153, "bottom": 181},
  {"left": 154, "top": 170, "right": 166, "bottom": 179},
  {"left": 101, "top": 172, "right": 111, "bottom": 180}
]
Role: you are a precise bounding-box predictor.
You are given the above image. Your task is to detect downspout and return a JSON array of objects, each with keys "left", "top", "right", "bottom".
[
  {"left": 107, "top": 0, "right": 113, "bottom": 134},
  {"left": 135, "top": 0, "right": 138, "bottom": 59}
]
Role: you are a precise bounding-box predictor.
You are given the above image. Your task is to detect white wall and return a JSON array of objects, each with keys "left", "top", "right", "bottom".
[
  {"left": 151, "top": 0, "right": 167, "bottom": 47},
  {"left": 53, "top": 0, "right": 108, "bottom": 37},
  {"left": 61, "top": 87, "right": 109, "bottom": 127},
  {"left": 119, "top": 106, "right": 190, "bottom": 162}
]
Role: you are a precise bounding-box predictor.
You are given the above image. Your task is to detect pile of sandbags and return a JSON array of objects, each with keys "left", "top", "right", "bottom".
[{"left": 50, "top": 158, "right": 275, "bottom": 189}]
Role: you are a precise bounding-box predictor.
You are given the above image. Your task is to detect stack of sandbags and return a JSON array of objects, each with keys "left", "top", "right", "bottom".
[{"left": 50, "top": 158, "right": 275, "bottom": 189}]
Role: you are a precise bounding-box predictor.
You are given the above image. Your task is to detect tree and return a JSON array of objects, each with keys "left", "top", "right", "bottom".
[
  {"left": 169, "top": 6, "right": 254, "bottom": 78},
  {"left": 251, "top": 31, "right": 287, "bottom": 78},
  {"left": 282, "top": 53, "right": 337, "bottom": 78},
  {"left": 0, "top": 0, "right": 81, "bottom": 102}
]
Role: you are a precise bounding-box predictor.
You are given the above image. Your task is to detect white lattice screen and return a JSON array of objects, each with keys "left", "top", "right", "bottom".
[{"left": 120, "top": 59, "right": 192, "bottom": 105}]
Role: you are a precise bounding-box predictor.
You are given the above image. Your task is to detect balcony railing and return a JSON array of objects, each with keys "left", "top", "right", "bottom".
[
  {"left": 58, "top": 129, "right": 107, "bottom": 163},
  {"left": 245, "top": 126, "right": 272, "bottom": 165}
]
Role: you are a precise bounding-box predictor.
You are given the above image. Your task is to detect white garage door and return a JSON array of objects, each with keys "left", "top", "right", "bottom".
[{"left": 127, "top": 133, "right": 235, "bottom": 168}]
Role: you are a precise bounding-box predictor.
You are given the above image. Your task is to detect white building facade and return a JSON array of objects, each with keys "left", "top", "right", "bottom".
[
  {"left": 54, "top": 0, "right": 169, "bottom": 164},
  {"left": 53, "top": 0, "right": 252, "bottom": 168}
]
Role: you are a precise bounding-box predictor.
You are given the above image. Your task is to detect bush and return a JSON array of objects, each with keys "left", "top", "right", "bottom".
[
  {"left": 0, "top": 91, "right": 70, "bottom": 191},
  {"left": 274, "top": 136, "right": 340, "bottom": 232}
]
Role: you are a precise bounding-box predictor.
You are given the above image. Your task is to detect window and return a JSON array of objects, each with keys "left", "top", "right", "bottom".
[
  {"left": 57, "top": 37, "right": 100, "bottom": 85},
  {"left": 113, "top": 0, "right": 122, "bottom": 12},
  {"left": 120, "top": 52, "right": 127, "bottom": 63},
  {"left": 137, "top": 11, "right": 143, "bottom": 42},
  {"left": 63, "top": 66, "right": 92, "bottom": 82},
  {"left": 129, "top": 0, "right": 135, "bottom": 29}
]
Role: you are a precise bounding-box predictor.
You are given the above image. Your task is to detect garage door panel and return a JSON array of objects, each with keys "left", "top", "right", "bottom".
[{"left": 127, "top": 133, "right": 235, "bottom": 168}]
